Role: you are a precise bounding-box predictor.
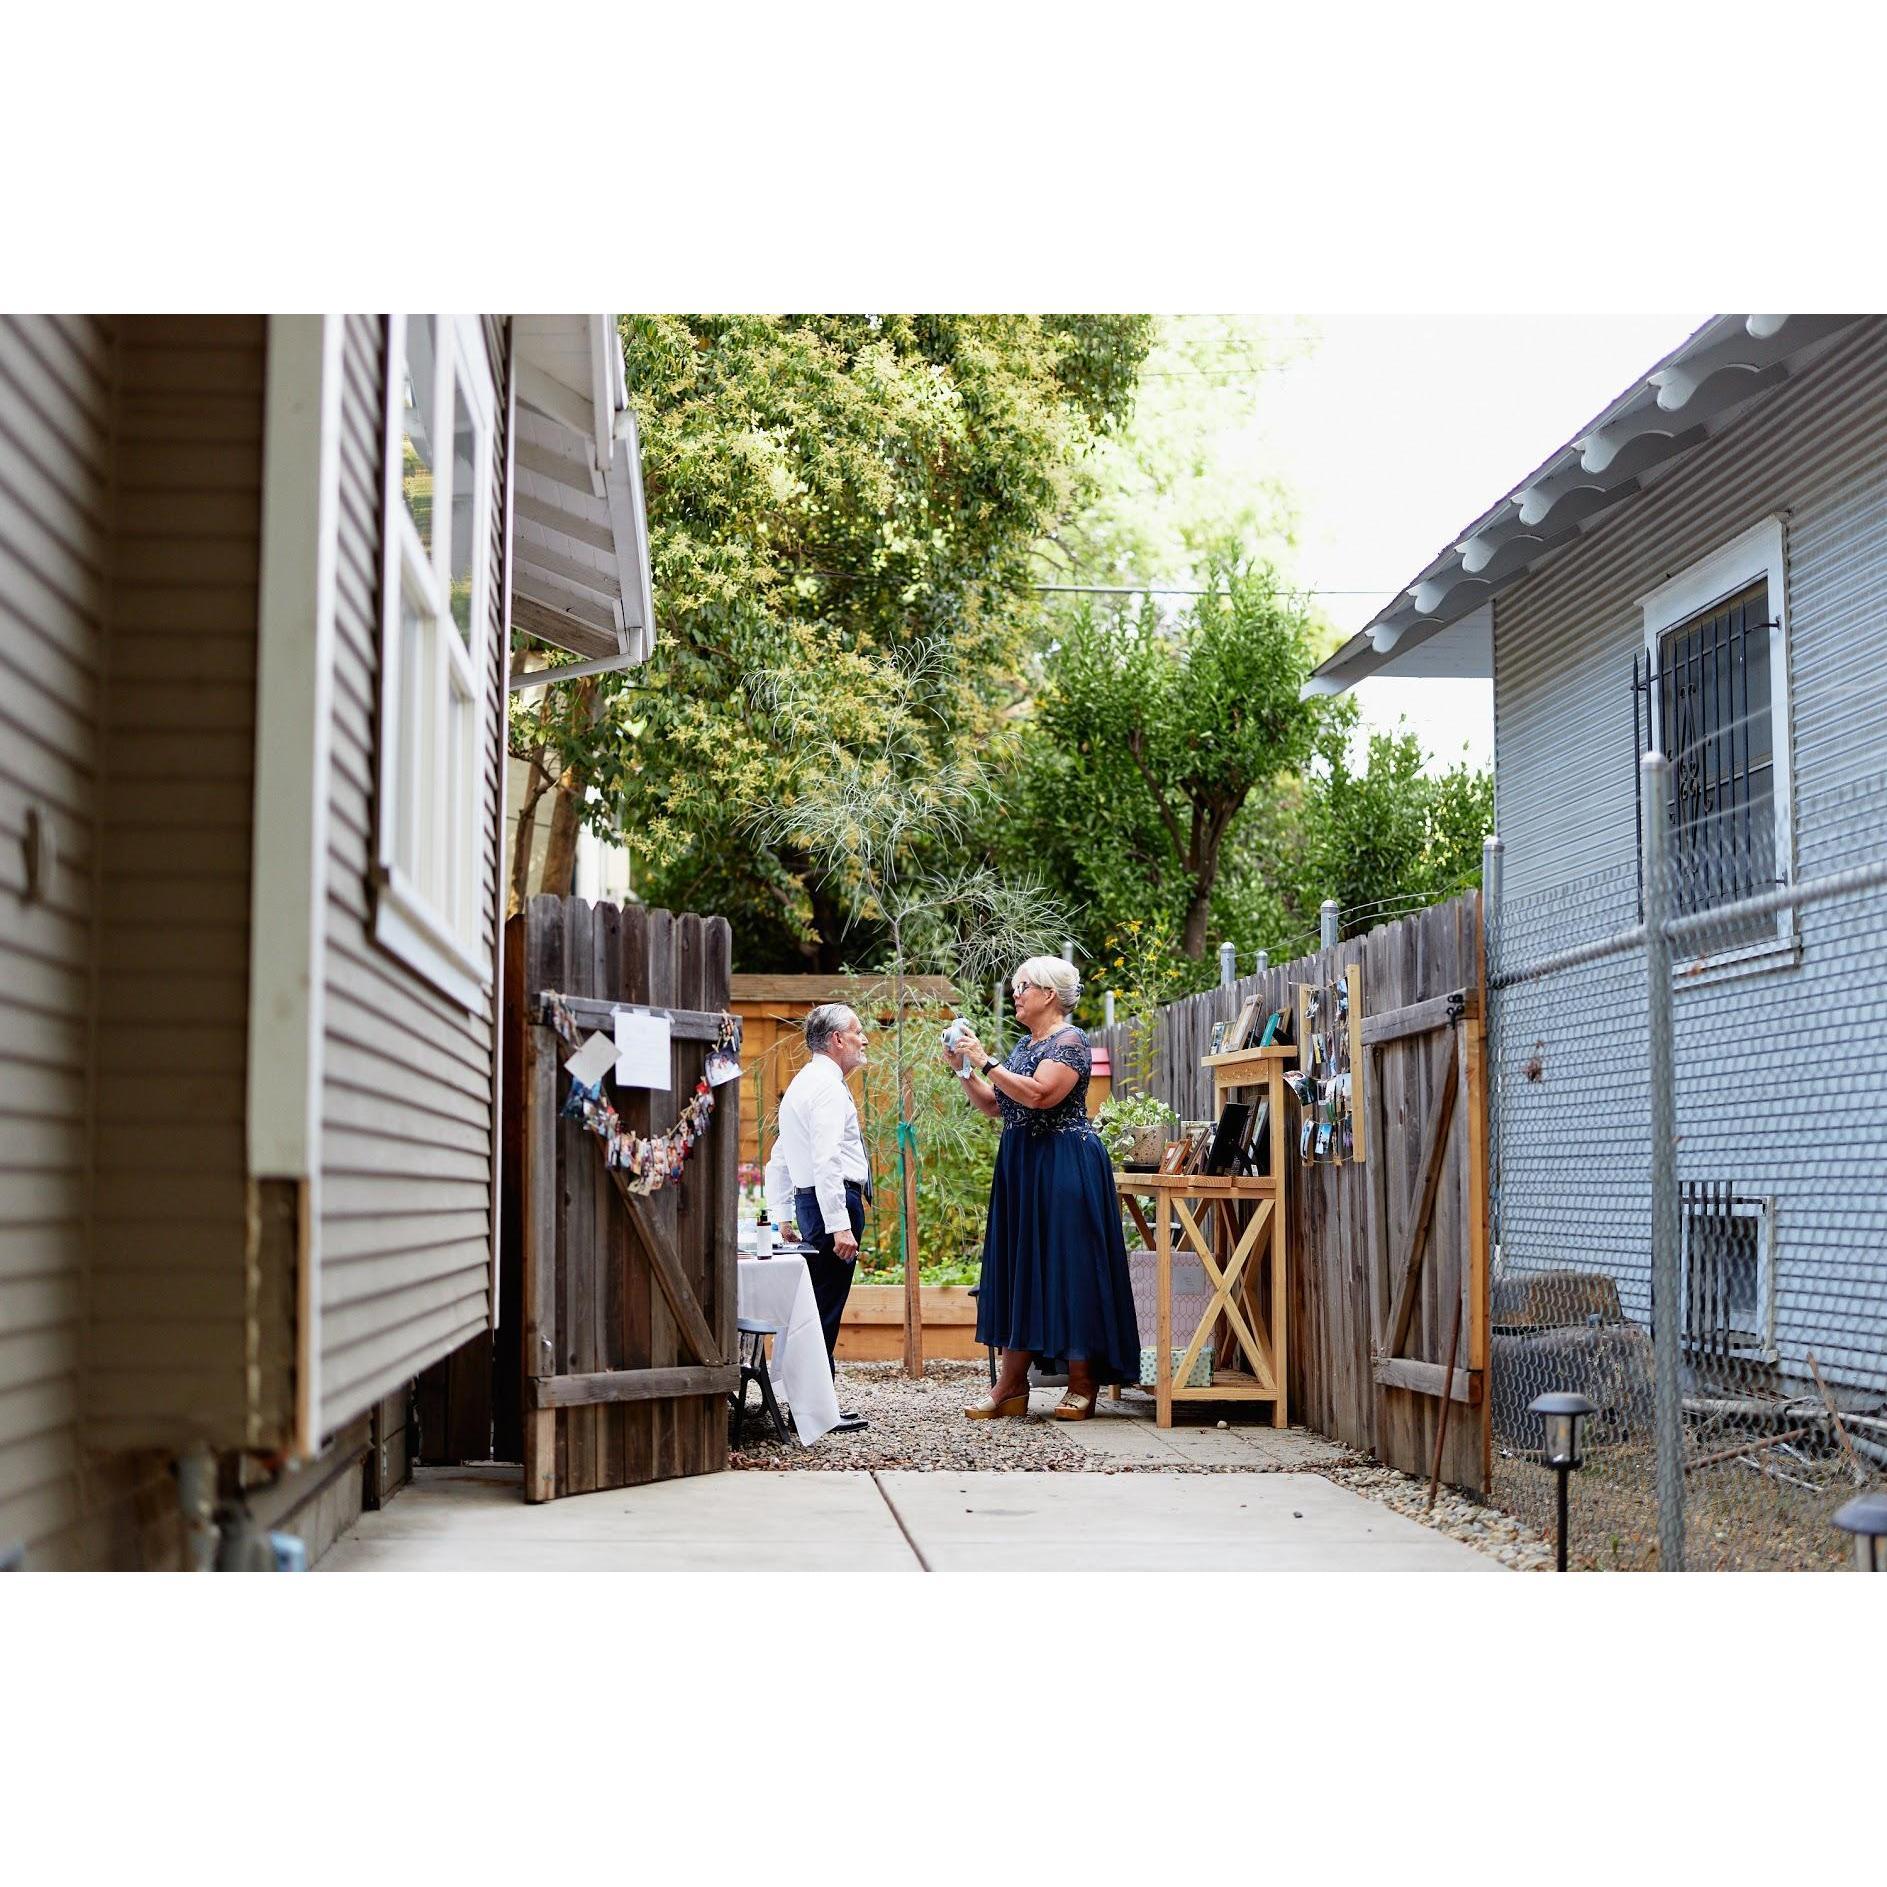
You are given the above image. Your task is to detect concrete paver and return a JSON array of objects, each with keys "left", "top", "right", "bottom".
[
  {"left": 319, "top": 1462, "right": 1500, "bottom": 1572},
  {"left": 877, "top": 1470, "right": 1498, "bottom": 1571},
  {"left": 320, "top": 1466, "right": 919, "bottom": 1571}
]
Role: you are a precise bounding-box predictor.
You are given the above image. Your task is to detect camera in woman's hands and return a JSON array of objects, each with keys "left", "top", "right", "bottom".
[{"left": 942, "top": 1018, "right": 977, "bottom": 1079}]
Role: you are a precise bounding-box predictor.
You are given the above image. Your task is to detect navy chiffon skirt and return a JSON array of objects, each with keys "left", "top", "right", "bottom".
[{"left": 975, "top": 1126, "right": 1142, "bottom": 1383}]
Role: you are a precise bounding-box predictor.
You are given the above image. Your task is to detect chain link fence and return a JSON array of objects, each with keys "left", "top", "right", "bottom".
[{"left": 1487, "top": 760, "right": 1887, "bottom": 1569}]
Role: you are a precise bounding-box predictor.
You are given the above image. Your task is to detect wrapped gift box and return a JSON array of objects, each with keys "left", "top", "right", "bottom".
[{"left": 1140, "top": 1344, "right": 1212, "bottom": 1389}]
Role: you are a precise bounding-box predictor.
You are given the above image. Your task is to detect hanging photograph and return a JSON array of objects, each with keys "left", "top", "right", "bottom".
[
  {"left": 613, "top": 1008, "right": 673, "bottom": 1090},
  {"left": 562, "top": 1030, "right": 616, "bottom": 1089},
  {"left": 705, "top": 1013, "right": 744, "bottom": 1087}
]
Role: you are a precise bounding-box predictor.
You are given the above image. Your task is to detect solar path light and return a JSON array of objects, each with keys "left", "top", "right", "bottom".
[
  {"left": 1529, "top": 1391, "right": 1596, "bottom": 1572},
  {"left": 1831, "top": 1490, "right": 1887, "bottom": 1572}
]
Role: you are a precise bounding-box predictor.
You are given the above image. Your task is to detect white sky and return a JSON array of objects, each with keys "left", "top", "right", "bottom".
[{"left": 1257, "top": 313, "right": 1709, "bottom": 772}]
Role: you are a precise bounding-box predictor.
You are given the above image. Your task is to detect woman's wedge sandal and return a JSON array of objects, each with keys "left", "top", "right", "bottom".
[
  {"left": 964, "top": 1390, "right": 1031, "bottom": 1420},
  {"left": 1049, "top": 1389, "right": 1099, "bottom": 1421}
]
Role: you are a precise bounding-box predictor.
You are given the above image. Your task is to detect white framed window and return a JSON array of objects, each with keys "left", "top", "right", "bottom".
[
  {"left": 375, "top": 315, "right": 496, "bottom": 1008},
  {"left": 1678, "top": 1184, "right": 1777, "bottom": 1361},
  {"left": 1637, "top": 517, "right": 1797, "bottom": 966}
]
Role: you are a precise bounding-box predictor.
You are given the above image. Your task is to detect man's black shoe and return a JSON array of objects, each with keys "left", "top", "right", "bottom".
[{"left": 833, "top": 1411, "right": 868, "bottom": 1433}]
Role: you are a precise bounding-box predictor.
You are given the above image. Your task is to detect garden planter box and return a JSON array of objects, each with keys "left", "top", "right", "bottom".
[{"left": 837, "top": 1284, "right": 984, "bottom": 1362}]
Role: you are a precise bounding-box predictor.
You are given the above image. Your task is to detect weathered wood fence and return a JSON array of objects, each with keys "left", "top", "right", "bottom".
[
  {"left": 511, "top": 895, "right": 738, "bottom": 1501},
  {"left": 1099, "top": 893, "right": 1490, "bottom": 1493}
]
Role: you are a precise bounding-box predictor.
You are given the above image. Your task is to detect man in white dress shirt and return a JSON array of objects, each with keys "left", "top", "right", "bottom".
[{"left": 764, "top": 1002, "right": 872, "bottom": 1428}]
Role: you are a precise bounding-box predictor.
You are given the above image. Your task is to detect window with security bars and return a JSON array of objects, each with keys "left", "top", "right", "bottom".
[
  {"left": 1633, "top": 576, "right": 1779, "bottom": 926},
  {"left": 1678, "top": 1181, "right": 1776, "bottom": 1360}
]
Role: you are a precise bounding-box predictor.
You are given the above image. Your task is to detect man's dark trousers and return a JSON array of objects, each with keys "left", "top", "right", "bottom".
[{"left": 794, "top": 1181, "right": 867, "bottom": 1374}]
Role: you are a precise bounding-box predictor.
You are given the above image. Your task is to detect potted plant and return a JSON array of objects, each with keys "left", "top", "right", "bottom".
[{"left": 1095, "top": 1091, "right": 1179, "bottom": 1170}]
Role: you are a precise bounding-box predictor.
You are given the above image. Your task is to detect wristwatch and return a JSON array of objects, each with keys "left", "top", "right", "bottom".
[{"left": 979, "top": 1058, "right": 997, "bottom": 1078}]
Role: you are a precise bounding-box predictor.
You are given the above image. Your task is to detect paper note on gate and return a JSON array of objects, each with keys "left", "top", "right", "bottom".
[
  {"left": 563, "top": 1030, "right": 616, "bottom": 1089},
  {"left": 613, "top": 1009, "right": 672, "bottom": 1090}
]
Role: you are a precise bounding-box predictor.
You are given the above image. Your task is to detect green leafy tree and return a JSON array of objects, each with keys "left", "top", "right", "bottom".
[
  {"left": 1043, "top": 314, "right": 1312, "bottom": 590},
  {"left": 1279, "top": 699, "right": 1494, "bottom": 929},
  {"left": 1008, "top": 564, "right": 1321, "bottom": 962},
  {"left": 749, "top": 644, "right": 1077, "bottom": 1372},
  {"left": 509, "top": 314, "right": 1156, "bottom": 966}
]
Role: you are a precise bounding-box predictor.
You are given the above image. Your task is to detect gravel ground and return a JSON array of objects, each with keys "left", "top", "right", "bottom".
[
  {"left": 1490, "top": 1442, "right": 1867, "bottom": 1571},
  {"left": 732, "top": 1361, "right": 1554, "bottom": 1569},
  {"left": 729, "top": 1361, "right": 1245, "bottom": 1475},
  {"left": 1317, "top": 1464, "right": 1555, "bottom": 1571}
]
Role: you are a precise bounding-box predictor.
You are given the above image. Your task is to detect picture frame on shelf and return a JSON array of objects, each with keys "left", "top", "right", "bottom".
[
  {"left": 1158, "top": 1137, "right": 1190, "bottom": 1175},
  {"left": 1226, "top": 997, "right": 1260, "bottom": 1052},
  {"left": 1243, "top": 1098, "right": 1271, "bottom": 1176},
  {"left": 1182, "top": 1121, "right": 1214, "bottom": 1174},
  {"left": 1209, "top": 1020, "right": 1228, "bottom": 1055},
  {"left": 1205, "top": 1101, "right": 1252, "bottom": 1175}
]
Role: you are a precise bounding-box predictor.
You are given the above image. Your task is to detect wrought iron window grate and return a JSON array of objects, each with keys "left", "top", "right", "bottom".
[
  {"left": 1631, "top": 578, "right": 1780, "bottom": 920},
  {"left": 1677, "top": 1179, "right": 1775, "bottom": 1360}
]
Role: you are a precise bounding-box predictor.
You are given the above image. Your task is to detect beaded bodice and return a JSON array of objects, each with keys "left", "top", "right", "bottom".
[{"left": 996, "top": 1026, "right": 1094, "bottom": 1136}]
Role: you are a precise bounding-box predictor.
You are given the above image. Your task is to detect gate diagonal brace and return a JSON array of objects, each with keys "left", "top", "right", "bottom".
[
  {"left": 609, "top": 1160, "right": 723, "bottom": 1368},
  {"left": 1380, "top": 1030, "right": 1458, "bottom": 1363}
]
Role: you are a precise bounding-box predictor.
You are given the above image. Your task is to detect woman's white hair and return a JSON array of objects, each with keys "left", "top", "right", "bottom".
[{"left": 1012, "top": 955, "right": 1080, "bottom": 1014}]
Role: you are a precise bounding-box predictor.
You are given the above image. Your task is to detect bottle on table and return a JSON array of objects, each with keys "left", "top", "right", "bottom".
[{"left": 755, "top": 1208, "right": 773, "bottom": 1259}]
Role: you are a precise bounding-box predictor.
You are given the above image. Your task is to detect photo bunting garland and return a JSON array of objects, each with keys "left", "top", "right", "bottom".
[{"left": 541, "top": 993, "right": 742, "bottom": 1197}]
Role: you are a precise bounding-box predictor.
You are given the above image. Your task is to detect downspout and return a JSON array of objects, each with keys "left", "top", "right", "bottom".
[{"left": 177, "top": 1445, "right": 219, "bottom": 1572}]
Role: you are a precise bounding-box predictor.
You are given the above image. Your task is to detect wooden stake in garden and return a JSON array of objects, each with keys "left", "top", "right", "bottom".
[{"left": 892, "top": 954, "right": 924, "bottom": 1378}]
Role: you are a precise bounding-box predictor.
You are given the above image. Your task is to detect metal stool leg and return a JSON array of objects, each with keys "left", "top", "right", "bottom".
[
  {"left": 732, "top": 1322, "right": 786, "bottom": 1446},
  {"left": 756, "top": 1364, "right": 790, "bottom": 1443}
]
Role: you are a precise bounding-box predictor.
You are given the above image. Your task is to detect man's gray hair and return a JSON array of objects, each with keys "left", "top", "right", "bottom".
[{"left": 804, "top": 1003, "right": 859, "bottom": 1056}]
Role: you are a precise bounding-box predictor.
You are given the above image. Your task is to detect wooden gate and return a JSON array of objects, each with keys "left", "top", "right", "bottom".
[
  {"left": 1361, "top": 953, "right": 1491, "bottom": 1494},
  {"left": 510, "top": 895, "right": 738, "bottom": 1503}
]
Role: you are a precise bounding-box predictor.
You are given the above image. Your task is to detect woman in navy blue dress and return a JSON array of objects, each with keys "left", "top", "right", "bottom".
[{"left": 945, "top": 956, "right": 1141, "bottom": 1420}]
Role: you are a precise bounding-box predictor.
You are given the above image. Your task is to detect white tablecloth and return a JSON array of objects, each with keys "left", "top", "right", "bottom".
[{"left": 737, "top": 1255, "right": 842, "bottom": 1444}]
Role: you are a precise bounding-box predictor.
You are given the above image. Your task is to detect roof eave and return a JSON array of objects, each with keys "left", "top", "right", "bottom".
[
  {"left": 1304, "top": 313, "right": 1864, "bottom": 700},
  {"left": 507, "top": 312, "right": 657, "bottom": 691}
]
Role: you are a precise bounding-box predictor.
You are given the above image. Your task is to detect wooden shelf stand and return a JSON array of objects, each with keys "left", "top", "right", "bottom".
[{"left": 1116, "top": 1046, "right": 1291, "bottom": 1429}]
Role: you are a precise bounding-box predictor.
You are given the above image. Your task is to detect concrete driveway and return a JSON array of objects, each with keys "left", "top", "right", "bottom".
[{"left": 319, "top": 1464, "right": 1501, "bottom": 1572}]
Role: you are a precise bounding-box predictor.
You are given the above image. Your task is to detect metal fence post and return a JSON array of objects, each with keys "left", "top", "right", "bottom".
[
  {"left": 1641, "top": 751, "right": 1686, "bottom": 1571},
  {"left": 1482, "top": 834, "right": 1503, "bottom": 1251},
  {"left": 1255, "top": 950, "right": 1268, "bottom": 975},
  {"left": 1103, "top": 990, "right": 1115, "bottom": 1029},
  {"left": 1218, "top": 941, "right": 1236, "bottom": 988},
  {"left": 1320, "top": 899, "right": 1340, "bottom": 952},
  {"left": 1482, "top": 835, "right": 1503, "bottom": 965}
]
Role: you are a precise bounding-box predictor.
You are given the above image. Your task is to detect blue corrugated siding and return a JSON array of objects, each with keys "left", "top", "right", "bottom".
[{"left": 1490, "top": 317, "right": 1887, "bottom": 1393}]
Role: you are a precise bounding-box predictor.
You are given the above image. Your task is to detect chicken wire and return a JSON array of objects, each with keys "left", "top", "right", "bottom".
[{"left": 1487, "top": 762, "right": 1887, "bottom": 1569}]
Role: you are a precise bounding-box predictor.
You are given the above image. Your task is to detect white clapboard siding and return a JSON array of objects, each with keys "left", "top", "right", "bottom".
[
  {"left": 1492, "top": 316, "right": 1887, "bottom": 1392},
  {"left": 0, "top": 316, "right": 172, "bottom": 1564},
  {"left": 86, "top": 316, "right": 289, "bottom": 1458},
  {"left": 316, "top": 315, "right": 499, "bottom": 1431}
]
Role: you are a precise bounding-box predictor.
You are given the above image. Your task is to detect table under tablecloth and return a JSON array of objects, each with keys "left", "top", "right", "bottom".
[{"left": 736, "top": 1254, "right": 842, "bottom": 1444}]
